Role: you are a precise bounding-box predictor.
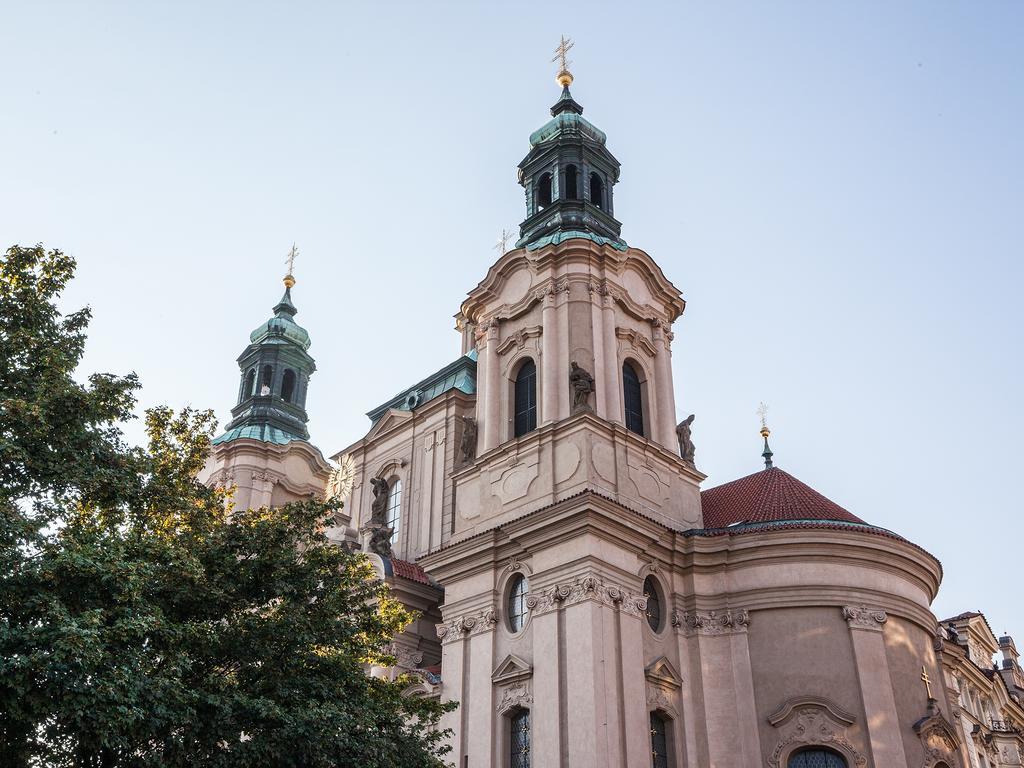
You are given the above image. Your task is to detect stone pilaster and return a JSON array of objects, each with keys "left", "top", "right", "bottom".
[{"left": 842, "top": 605, "right": 908, "bottom": 766}]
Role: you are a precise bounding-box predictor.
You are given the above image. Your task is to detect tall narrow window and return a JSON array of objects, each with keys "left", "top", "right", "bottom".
[
  {"left": 650, "top": 712, "right": 669, "bottom": 768},
  {"left": 514, "top": 360, "right": 537, "bottom": 437},
  {"left": 589, "top": 172, "right": 604, "bottom": 209},
  {"left": 243, "top": 369, "right": 256, "bottom": 400},
  {"left": 386, "top": 479, "right": 402, "bottom": 544},
  {"left": 787, "top": 749, "right": 847, "bottom": 768},
  {"left": 511, "top": 709, "right": 531, "bottom": 768},
  {"left": 643, "top": 576, "right": 662, "bottom": 632},
  {"left": 260, "top": 364, "right": 273, "bottom": 395},
  {"left": 537, "top": 173, "right": 553, "bottom": 209},
  {"left": 281, "top": 369, "right": 296, "bottom": 402},
  {"left": 565, "top": 164, "right": 579, "bottom": 199},
  {"left": 507, "top": 574, "right": 528, "bottom": 632},
  {"left": 623, "top": 362, "right": 644, "bottom": 436}
]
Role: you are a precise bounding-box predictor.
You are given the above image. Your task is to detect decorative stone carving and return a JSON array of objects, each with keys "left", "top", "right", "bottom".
[
  {"left": 767, "top": 696, "right": 866, "bottom": 768},
  {"left": 435, "top": 606, "right": 499, "bottom": 644},
  {"left": 842, "top": 605, "right": 888, "bottom": 631},
  {"left": 386, "top": 642, "right": 424, "bottom": 671},
  {"left": 497, "top": 681, "right": 533, "bottom": 714},
  {"left": 496, "top": 325, "right": 542, "bottom": 356},
  {"left": 369, "top": 476, "right": 389, "bottom": 525},
  {"left": 913, "top": 699, "right": 962, "bottom": 768},
  {"left": 569, "top": 361, "right": 595, "bottom": 414},
  {"left": 676, "top": 414, "right": 696, "bottom": 465},
  {"left": 681, "top": 609, "right": 750, "bottom": 636},
  {"left": 326, "top": 454, "right": 356, "bottom": 500},
  {"left": 525, "top": 575, "right": 645, "bottom": 617},
  {"left": 615, "top": 326, "right": 658, "bottom": 357},
  {"left": 367, "top": 524, "right": 393, "bottom": 558},
  {"left": 459, "top": 416, "right": 477, "bottom": 464}
]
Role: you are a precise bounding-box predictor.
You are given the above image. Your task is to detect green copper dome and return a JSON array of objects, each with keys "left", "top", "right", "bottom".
[
  {"left": 529, "top": 110, "right": 607, "bottom": 148},
  {"left": 248, "top": 287, "right": 311, "bottom": 350}
]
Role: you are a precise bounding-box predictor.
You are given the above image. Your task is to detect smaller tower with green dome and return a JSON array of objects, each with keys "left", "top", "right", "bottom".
[
  {"left": 516, "top": 38, "right": 625, "bottom": 251},
  {"left": 214, "top": 266, "right": 316, "bottom": 445}
]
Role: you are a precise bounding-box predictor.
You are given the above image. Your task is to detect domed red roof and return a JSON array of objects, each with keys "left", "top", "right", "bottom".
[{"left": 700, "top": 467, "right": 865, "bottom": 529}]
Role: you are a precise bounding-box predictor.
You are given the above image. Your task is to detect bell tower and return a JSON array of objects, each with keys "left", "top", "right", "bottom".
[
  {"left": 198, "top": 251, "right": 331, "bottom": 510},
  {"left": 516, "top": 39, "right": 625, "bottom": 251}
]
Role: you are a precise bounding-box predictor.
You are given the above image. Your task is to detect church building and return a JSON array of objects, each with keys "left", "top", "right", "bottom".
[{"left": 199, "top": 49, "right": 1023, "bottom": 768}]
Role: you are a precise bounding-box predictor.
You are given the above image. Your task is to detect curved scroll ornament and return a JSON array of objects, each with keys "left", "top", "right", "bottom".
[
  {"left": 767, "top": 697, "right": 866, "bottom": 768},
  {"left": 435, "top": 607, "right": 498, "bottom": 644},
  {"left": 842, "top": 605, "right": 888, "bottom": 631},
  {"left": 497, "top": 681, "right": 533, "bottom": 714},
  {"left": 681, "top": 609, "right": 750, "bottom": 636},
  {"left": 525, "top": 575, "right": 646, "bottom": 616}
]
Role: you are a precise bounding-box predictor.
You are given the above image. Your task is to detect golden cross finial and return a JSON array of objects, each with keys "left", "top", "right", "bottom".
[
  {"left": 757, "top": 402, "right": 770, "bottom": 436},
  {"left": 921, "top": 666, "right": 933, "bottom": 699},
  {"left": 284, "top": 243, "right": 298, "bottom": 288},
  {"left": 494, "top": 228, "right": 514, "bottom": 256},
  {"left": 551, "top": 35, "right": 575, "bottom": 86}
]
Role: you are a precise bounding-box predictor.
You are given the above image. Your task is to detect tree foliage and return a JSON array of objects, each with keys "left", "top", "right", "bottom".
[{"left": 0, "top": 245, "right": 453, "bottom": 767}]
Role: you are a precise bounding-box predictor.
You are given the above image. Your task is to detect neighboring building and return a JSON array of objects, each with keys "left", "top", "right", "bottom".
[{"left": 198, "top": 63, "right": 1020, "bottom": 768}]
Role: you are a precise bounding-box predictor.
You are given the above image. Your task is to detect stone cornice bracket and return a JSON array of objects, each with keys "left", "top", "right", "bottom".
[
  {"left": 681, "top": 609, "right": 750, "bottom": 636},
  {"left": 435, "top": 607, "right": 498, "bottom": 644},
  {"left": 842, "top": 605, "right": 888, "bottom": 631}
]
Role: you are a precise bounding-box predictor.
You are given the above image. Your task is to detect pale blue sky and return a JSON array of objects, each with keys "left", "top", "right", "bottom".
[{"left": 2, "top": 3, "right": 1021, "bottom": 643}]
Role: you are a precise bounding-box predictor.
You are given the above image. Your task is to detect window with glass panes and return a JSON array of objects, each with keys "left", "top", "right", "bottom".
[
  {"left": 623, "top": 362, "right": 644, "bottom": 436},
  {"left": 514, "top": 360, "right": 537, "bottom": 437},
  {"left": 650, "top": 711, "right": 669, "bottom": 768},
  {"left": 787, "top": 749, "right": 847, "bottom": 768},
  {"left": 511, "top": 709, "right": 531, "bottom": 768},
  {"left": 386, "top": 479, "right": 402, "bottom": 544}
]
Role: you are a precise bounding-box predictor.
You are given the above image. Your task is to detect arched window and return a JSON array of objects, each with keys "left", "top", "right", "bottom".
[
  {"left": 281, "top": 369, "right": 296, "bottom": 402},
  {"left": 510, "top": 708, "right": 531, "bottom": 768},
  {"left": 260, "top": 364, "right": 273, "bottom": 396},
  {"left": 537, "top": 173, "right": 553, "bottom": 210},
  {"left": 565, "top": 164, "right": 579, "bottom": 199},
  {"left": 243, "top": 369, "right": 256, "bottom": 400},
  {"left": 514, "top": 359, "right": 537, "bottom": 437},
  {"left": 386, "top": 479, "right": 402, "bottom": 544},
  {"left": 787, "top": 748, "right": 847, "bottom": 768},
  {"left": 507, "top": 573, "right": 528, "bottom": 632},
  {"left": 589, "top": 172, "right": 604, "bottom": 209},
  {"left": 643, "top": 576, "right": 662, "bottom": 632},
  {"left": 650, "top": 711, "right": 669, "bottom": 768},
  {"left": 623, "top": 362, "right": 644, "bottom": 436}
]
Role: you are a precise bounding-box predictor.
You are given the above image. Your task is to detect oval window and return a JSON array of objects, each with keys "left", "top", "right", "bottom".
[
  {"left": 643, "top": 576, "right": 662, "bottom": 632},
  {"left": 508, "top": 574, "right": 529, "bottom": 632}
]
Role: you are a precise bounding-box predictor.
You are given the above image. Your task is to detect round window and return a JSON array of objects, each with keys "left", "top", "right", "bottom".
[
  {"left": 507, "top": 574, "right": 529, "bottom": 632},
  {"left": 643, "top": 576, "right": 662, "bottom": 632}
]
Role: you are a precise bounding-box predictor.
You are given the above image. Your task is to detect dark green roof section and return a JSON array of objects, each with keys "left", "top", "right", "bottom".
[
  {"left": 367, "top": 354, "right": 476, "bottom": 424},
  {"left": 212, "top": 423, "right": 302, "bottom": 446}
]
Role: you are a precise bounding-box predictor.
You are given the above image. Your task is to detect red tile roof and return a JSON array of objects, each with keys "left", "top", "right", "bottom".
[
  {"left": 389, "top": 557, "right": 433, "bottom": 586},
  {"left": 700, "top": 467, "right": 866, "bottom": 529}
]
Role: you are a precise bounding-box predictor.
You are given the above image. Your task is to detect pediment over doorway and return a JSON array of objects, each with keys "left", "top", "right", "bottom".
[
  {"left": 645, "top": 656, "right": 682, "bottom": 689},
  {"left": 492, "top": 654, "right": 532, "bottom": 685}
]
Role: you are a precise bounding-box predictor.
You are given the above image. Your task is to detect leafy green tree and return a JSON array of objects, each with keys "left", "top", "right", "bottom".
[{"left": 1, "top": 245, "right": 453, "bottom": 767}]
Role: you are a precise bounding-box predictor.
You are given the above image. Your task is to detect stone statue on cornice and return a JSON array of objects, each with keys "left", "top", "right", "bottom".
[
  {"left": 677, "top": 414, "right": 696, "bottom": 465},
  {"left": 459, "top": 415, "right": 477, "bottom": 464},
  {"left": 369, "top": 476, "right": 389, "bottom": 526}
]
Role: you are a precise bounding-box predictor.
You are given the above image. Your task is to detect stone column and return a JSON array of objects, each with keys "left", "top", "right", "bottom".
[
  {"left": 842, "top": 605, "right": 909, "bottom": 766},
  {"left": 436, "top": 623, "right": 468, "bottom": 765},
  {"left": 466, "top": 619, "right": 496, "bottom": 764},
  {"left": 480, "top": 321, "right": 501, "bottom": 452},
  {"left": 651, "top": 321, "right": 677, "bottom": 453},
  {"left": 555, "top": 283, "right": 570, "bottom": 420},
  {"left": 529, "top": 598, "right": 564, "bottom": 766},
  {"left": 601, "top": 288, "right": 621, "bottom": 425},
  {"left": 590, "top": 288, "right": 609, "bottom": 420},
  {"left": 541, "top": 291, "right": 558, "bottom": 425}
]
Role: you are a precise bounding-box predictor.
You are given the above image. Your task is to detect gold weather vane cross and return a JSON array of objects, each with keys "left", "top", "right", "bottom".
[
  {"left": 757, "top": 402, "right": 770, "bottom": 434},
  {"left": 552, "top": 36, "right": 575, "bottom": 85},
  {"left": 284, "top": 244, "right": 298, "bottom": 288}
]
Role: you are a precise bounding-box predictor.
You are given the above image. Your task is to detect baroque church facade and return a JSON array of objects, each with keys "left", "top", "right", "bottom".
[{"left": 198, "top": 62, "right": 1023, "bottom": 768}]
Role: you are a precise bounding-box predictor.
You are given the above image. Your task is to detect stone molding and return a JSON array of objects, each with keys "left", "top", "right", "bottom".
[
  {"left": 525, "top": 574, "right": 647, "bottom": 617},
  {"left": 615, "top": 326, "right": 658, "bottom": 357},
  {"left": 767, "top": 696, "right": 866, "bottom": 768},
  {"left": 435, "top": 607, "right": 497, "bottom": 644},
  {"left": 496, "top": 325, "right": 542, "bottom": 356},
  {"left": 385, "top": 642, "right": 424, "bottom": 671},
  {"left": 678, "top": 608, "right": 750, "bottom": 636},
  {"left": 913, "top": 700, "right": 962, "bottom": 768},
  {"left": 843, "top": 604, "right": 888, "bottom": 631}
]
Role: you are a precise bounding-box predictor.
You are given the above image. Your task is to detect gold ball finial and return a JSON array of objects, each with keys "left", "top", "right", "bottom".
[
  {"left": 283, "top": 274, "right": 295, "bottom": 289},
  {"left": 557, "top": 71, "right": 574, "bottom": 88},
  {"left": 760, "top": 426, "right": 770, "bottom": 438}
]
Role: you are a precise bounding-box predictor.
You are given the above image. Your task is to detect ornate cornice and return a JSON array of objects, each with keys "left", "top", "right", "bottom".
[
  {"left": 678, "top": 608, "right": 750, "bottom": 636},
  {"left": 435, "top": 607, "right": 497, "bottom": 644},
  {"left": 496, "top": 325, "right": 543, "bottom": 356},
  {"left": 525, "top": 574, "right": 646, "bottom": 617},
  {"left": 843, "top": 605, "right": 888, "bottom": 631}
]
